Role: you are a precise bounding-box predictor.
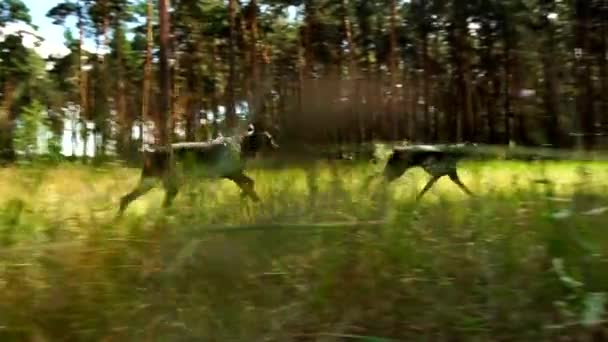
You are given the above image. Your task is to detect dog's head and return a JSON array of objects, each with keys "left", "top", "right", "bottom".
[{"left": 240, "top": 124, "right": 279, "bottom": 158}]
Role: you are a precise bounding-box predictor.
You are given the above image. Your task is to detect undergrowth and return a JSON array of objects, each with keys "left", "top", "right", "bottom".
[{"left": 1, "top": 160, "right": 608, "bottom": 341}]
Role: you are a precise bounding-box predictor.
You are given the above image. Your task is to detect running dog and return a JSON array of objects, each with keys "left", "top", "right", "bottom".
[{"left": 117, "top": 125, "right": 279, "bottom": 215}]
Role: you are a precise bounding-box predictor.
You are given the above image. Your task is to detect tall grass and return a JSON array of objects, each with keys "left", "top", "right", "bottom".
[{"left": 1, "top": 160, "right": 608, "bottom": 341}]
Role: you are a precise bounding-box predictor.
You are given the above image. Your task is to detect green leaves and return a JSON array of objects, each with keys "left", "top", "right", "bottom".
[
  {"left": 46, "top": 1, "right": 80, "bottom": 26},
  {"left": 14, "top": 99, "right": 44, "bottom": 158},
  {"left": 0, "top": 0, "right": 31, "bottom": 26}
]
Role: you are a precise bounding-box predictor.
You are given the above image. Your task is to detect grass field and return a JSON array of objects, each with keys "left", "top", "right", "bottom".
[{"left": 2, "top": 158, "right": 608, "bottom": 341}]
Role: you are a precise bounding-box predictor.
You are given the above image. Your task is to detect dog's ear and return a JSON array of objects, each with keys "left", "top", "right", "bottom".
[{"left": 247, "top": 124, "right": 255, "bottom": 135}]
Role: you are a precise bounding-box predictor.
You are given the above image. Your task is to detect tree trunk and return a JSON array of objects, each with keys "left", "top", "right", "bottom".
[
  {"left": 158, "top": 0, "right": 172, "bottom": 146},
  {"left": 483, "top": 40, "right": 498, "bottom": 144},
  {"left": 115, "top": 24, "right": 130, "bottom": 158},
  {"left": 341, "top": 0, "right": 358, "bottom": 143},
  {"left": 0, "top": 82, "right": 16, "bottom": 162},
  {"left": 599, "top": 0, "right": 608, "bottom": 136},
  {"left": 185, "top": 52, "right": 199, "bottom": 141},
  {"left": 78, "top": 0, "right": 87, "bottom": 159},
  {"left": 421, "top": 30, "right": 430, "bottom": 141},
  {"left": 432, "top": 31, "right": 441, "bottom": 141},
  {"left": 209, "top": 41, "right": 221, "bottom": 138},
  {"left": 461, "top": 50, "right": 474, "bottom": 141},
  {"left": 542, "top": 8, "right": 560, "bottom": 146},
  {"left": 410, "top": 68, "right": 419, "bottom": 141},
  {"left": 503, "top": 23, "right": 513, "bottom": 144},
  {"left": 247, "top": 0, "right": 262, "bottom": 127},
  {"left": 342, "top": 0, "right": 356, "bottom": 77},
  {"left": 575, "top": 0, "right": 594, "bottom": 150},
  {"left": 141, "top": 0, "right": 154, "bottom": 146},
  {"left": 388, "top": 0, "right": 399, "bottom": 140},
  {"left": 225, "top": 0, "right": 238, "bottom": 132},
  {"left": 449, "top": 1, "right": 473, "bottom": 142},
  {"left": 303, "top": 0, "right": 318, "bottom": 78}
]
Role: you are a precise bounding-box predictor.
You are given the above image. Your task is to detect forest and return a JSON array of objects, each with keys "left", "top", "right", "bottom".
[
  {"left": 2, "top": 0, "right": 608, "bottom": 340},
  {"left": 1, "top": 0, "right": 607, "bottom": 163}
]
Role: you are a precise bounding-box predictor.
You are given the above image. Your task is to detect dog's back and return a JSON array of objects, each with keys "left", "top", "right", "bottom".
[
  {"left": 381, "top": 142, "right": 476, "bottom": 199},
  {"left": 384, "top": 143, "right": 476, "bottom": 181},
  {"left": 118, "top": 127, "right": 278, "bottom": 216}
]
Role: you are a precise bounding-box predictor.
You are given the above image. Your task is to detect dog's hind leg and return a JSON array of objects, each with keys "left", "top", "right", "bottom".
[
  {"left": 225, "top": 173, "right": 261, "bottom": 202},
  {"left": 448, "top": 171, "right": 474, "bottom": 197},
  {"left": 416, "top": 175, "right": 441, "bottom": 201},
  {"left": 118, "top": 177, "right": 157, "bottom": 216},
  {"left": 162, "top": 176, "right": 180, "bottom": 208}
]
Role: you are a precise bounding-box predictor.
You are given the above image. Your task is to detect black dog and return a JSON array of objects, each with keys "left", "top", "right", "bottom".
[
  {"left": 118, "top": 125, "right": 279, "bottom": 215},
  {"left": 382, "top": 143, "right": 476, "bottom": 200}
]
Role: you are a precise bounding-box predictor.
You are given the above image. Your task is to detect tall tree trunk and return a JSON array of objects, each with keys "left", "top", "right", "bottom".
[
  {"left": 209, "top": 41, "right": 221, "bottom": 138},
  {"left": 247, "top": 0, "right": 262, "bottom": 127},
  {"left": 141, "top": 0, "right": 154, "bottom": 146},
  {"left": 225, "top": 0, "right": 238, "bottom": 132},
  {"left": 482, "top": 35, "right": 498, "bottom": 144},
  {"left": 388, "top": 0, "right": 399, "bottom": 140},
  {"left": 432, "top": 31, "right": 441, "bottom": 141},
  {"left": 503, "top": 22, "right": 513, "bottom": 144},
  {"left": 94, "top": 1, "right": 108, "bottom": 157},
  {"left": 575, "top": 0, "right": 594, "bottom": 150},
  {"left": 410, "top": 69, "right": 419, "bottom": 141},
  {"left": 541, "top": 4, "right": 560, "bottom": 146},
  {"left": 78, "top": 0, "right": 87, "bottom": 159},
  {"left": 115, "top": 24, "right": 130, "bottom": 158},
  {"left": 342, "top": 0, "right": 356, "bottom": 77},
  {"left": 461, "top": 47, "right": 474, "bottom": 141},
  {"left": 184, "top": 47, "right": 199, "bottom": 141},
  {"left": 357, "top": 0, "right": 374, "bottom": 141},
  {"left": 599, "top": 0, "right": 608, "bottom": 136},
  {"left": 297, "top": 34, "right": 306, "bottom": 134},
  {"left": 303, "top": 0, "right": 315, "bottom": 77},
  {"left": 421, "top": 29, "right": 430, "bottom": 141},
  {"left": 449, "top": 1, "right": 473, "bottom": 142},
  {"left": 341, "top": 0, "right": 359, "bottom": 143},
  {"left": 158, "top": 0, "right": 172, "bottom": 146},
  {"left": 171, "top": 52, "right": 181, "bottom": 140},
  {"left": 0, "top": 82, "right": 16, "bottom": 162}
]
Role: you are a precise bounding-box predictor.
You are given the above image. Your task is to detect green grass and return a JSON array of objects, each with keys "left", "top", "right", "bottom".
[{"left": 2, "top": 159, "right": 608, "bottom": 341}]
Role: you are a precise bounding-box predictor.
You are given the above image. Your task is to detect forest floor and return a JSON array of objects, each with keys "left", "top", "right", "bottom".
[{"left": 1, "top": 159, "right": 608, "bottom": 341}]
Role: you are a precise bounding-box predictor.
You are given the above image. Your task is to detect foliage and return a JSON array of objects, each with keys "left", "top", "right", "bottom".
[
  {"left": 2, "top": 0, "right": 607, "bottom": 163},
  {"left": 0, "top": 0, "right": 30, "bottom": 26},
  {"left": 1, "top": 161, "right": 608, "bottom": 339},
  {"left": 13, "top": 100, "right": 44, "bottom": 158}
]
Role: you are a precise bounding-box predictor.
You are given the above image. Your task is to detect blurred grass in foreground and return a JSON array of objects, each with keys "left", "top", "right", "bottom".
[{"left": 1, "top": 159, "right": 608, "bottom": 340}]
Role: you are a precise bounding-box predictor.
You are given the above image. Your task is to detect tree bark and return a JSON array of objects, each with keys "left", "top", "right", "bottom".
[
  {"left": 303, "top": 0, "right": 316, "bottom": 78},
  {"left": 575, "top": 0, "right": 595, "bottom": 150},
  {"left": 0, "top": 81, "right": 16, "bottom": 162},
  {"left": 388, "top": 0, "right": 399, "bottom": 140},
  {"left": 503, "top": 21, "right": 513, "bottom": 144},
  {"left": 141, "top": 0, "right": 154, "bottom": 146},
  {"left": 115, "top": 24, "right": 130, "bottom": 158},
  {"left": 449, "top": 1, "right": 473, "bottom": 142},
  {"left": 77, "top": 0, "right": 88, "bottom": 159},
  {"left": 421, "top": 29, "right": 430, "bottom": 141},
  {"left": 247, "top": 0, "right": 262, "bottom": 127},
  {"left": 541, "top": 4, "right": 560, "bottom": 146},
  {"left": 158, "top": 0, "right": 172, "bottom": 146},
  {"left": 599, "top": 0, "right": 608, "bottom": 135},
  {"left": 225, "top": 0, "right": 238, "bottom": 132}
]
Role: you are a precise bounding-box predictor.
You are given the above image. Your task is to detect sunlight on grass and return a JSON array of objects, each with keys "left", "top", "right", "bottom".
[{"left": 1, "top": 159, "right": 608, "bottom": 340}]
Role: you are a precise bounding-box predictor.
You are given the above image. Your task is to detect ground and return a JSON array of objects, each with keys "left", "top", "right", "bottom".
[{"left": 1, "top": 159, "right": 608, "bottom": 341}]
